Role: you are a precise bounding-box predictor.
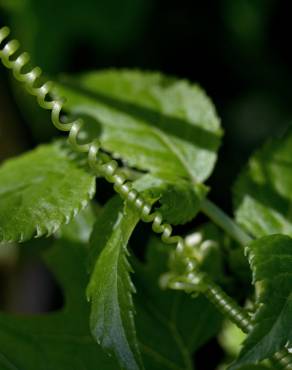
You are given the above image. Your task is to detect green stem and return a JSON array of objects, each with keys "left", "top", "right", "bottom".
[
  {"left": 202, "top": 275, "right": 252, "bottom": 333},
  {"left": 201, "top": 198, "right": 252, "bottom": 246},
  {"left": 1, "top": 25, "right": 289, "bottom": 368},
  {"left": 200, "top": 200, "right": 292, "bottom": 367},
  {"left": 201, "top": 276, "right": 292, "bottom": 369}
]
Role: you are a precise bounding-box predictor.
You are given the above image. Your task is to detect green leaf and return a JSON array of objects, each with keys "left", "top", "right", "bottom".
[
  {"left": 219, "top": 321, "right": 246, "bottom": 358},
  {"left": 133, "top": 174, "right": 208, "bottom": 225},
  {"left": 57, "top": 202, "right": 97, "bottom": 243},
  {"left": 133, "top": 236, "right": 222, "bottom": 370},
  {"left": 86, "top": 196, "right": 142, "bottom": 370},
  {"left": 230, "top": 234, "right": 292, "bottom": 369},
  {"left": 187, "top": 223, "right": 226, "bottom": 282},
  {"left": 0, "top": 239, "right": 119, "bottom": 370},
  {"left": 54, "top": 69, "right": 222, "bottom": 183},
  {"left": 234, "top": 129, "right": 292, "bottom": 238},
  {"left": 0, "top": 142, "right": 95, "bottom": 243}
]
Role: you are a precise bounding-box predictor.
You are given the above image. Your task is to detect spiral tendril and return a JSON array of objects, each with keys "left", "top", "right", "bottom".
[
  {"left": 0, "top": 25, "right": 185, "bottom": 253},
  {"left": 209, "top": 287, "right": 292, "bottom": 368},
  {"left": 1, "top": 25, "right": 292, "bottom": 369}
]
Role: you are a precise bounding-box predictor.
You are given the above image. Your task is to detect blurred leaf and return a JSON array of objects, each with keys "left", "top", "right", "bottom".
[
  {"left": 219, "top": 321, "right": 246, "bottom": 358},
  {"left": 2, "top": 1, "right": 153, "bottom": 141},
  {"left": 2, "top": 0, "right": 151, "bottom": 73},
  {"left": 236, "top": 366, "right": 270, "bottom": 370},
  {"left": 222, "top": 366, "right": 270, "bottom": 370},
  {"left": 222, "top": 0, "right": 273, "bottom": 51},
  {"left": 0, "top": 239, "right": 118, "bottom": 370},
  {"left": 57, "top": 203, "right": 97, "bottom": 243},
  {"left": 133, "top": 237, "right": 222, "bottom": 370},
  {"left": 87, "top": 197, "right": 142, "bottom": 370},
  {"left": 191, "top": 223, "right": 226, "bottom": 281},
  {"left": 220, "top": 362, "right": 270, "bottom": 370},
  {"left": 11, "top": 81, "right": 56, "bottom": 141},
  {"left": 133, "top": 173, "right": 208, "bottom": 225},
  {"left": 0, "top": 141, "right": 95, "bottom": 242},
  {"left": 0, "top": 79, "right": 28, "bottom": 160},
  {"left": 230, "top": 235, "right": 292, "bottom": 369},
  {"left": 234, "top": 128, "right": 292, "bottom": 238},
  {"left": 55, "top": 69, "right": 222, "bottom": 183}
]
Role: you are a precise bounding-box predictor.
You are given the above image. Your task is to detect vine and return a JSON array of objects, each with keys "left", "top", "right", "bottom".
[{"left": 1, "top": 25, "right": 291, "bottom": 369}]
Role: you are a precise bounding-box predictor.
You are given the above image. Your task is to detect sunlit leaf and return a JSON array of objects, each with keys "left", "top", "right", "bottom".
[
  {"left": 230, "top": 235, "right": 292, "bottom": 368},
  {"left": 55, "top": 69, "right": 222, "bottom": 183},
  {"left": 87, "top": 197, "right": 142, "bottom": 370},
  {"left": 133, "top": 173, "right": 208, "bottom": 225},
  {"left": 0, "top": 142, "right": 95, "bottom": 243}
]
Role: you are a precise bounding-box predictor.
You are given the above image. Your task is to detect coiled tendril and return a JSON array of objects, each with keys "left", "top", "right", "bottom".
[
  {"left": 0, "top": 26, "right": 185, "bottom": 255},
  {"left": 1, "top": 26, "right": 292, "bottom": 369}
]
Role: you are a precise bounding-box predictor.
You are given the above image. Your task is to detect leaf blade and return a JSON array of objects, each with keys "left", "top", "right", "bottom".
[
  {"left": 133, "top": 173, "right": 208, "bottom": 225},
  {"left": 87, "top": 196, "right": 142, "bottom": 370},
  {"left": 55, "top": 69, "right": 222, "bottom": 183},
  {"left": 133, "top": 236, "right": 222, "bottom": 370},
  {"left": 0, "top": 142, "right": 95, "bottom": 243},
  {"left": 234, "top": 129, "right": 292, "bottom": 238},
  {"left": 0, "top": 239, "right": 119, "bottom": 370},
  {"left": 230, "top": 234, "right": 292, "bottom": 368}
]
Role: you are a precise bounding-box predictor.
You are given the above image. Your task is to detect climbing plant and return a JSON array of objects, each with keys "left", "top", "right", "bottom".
[{"left": 0, "top": 25, "right": 292, "bottom": 370}]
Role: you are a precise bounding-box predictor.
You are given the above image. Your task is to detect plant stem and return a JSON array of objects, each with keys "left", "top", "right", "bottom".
[
  {"left": 199, "top": 200, "right": 292, "bottom": 367},
  {"left": 200, "top": 198, "right": 252, "bottom": 246},
  {"left": 1, "top": 25, "right": 289, "bottom": 368},
  {"left": 202, "top": 276, "right": 292, "bottom": 369},
  {"left": 202, "top": 275, "right": 252, "bottom": 333}
]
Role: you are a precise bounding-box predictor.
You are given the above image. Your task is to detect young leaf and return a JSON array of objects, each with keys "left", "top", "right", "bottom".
[
  {"left": 0, "top": 142, "right": 95, "bottom": 242},
  {"left": 133, "top": 173, "right": 208, "bottom": 225},
  {"left": 86, "top": 197, "right": 142, "bottom": 370},
  {"left": 234, "top": 129, "right": 292, "bottom": 238},
  {"left": 0, "top": 239, "right": 119, "bottom": 370},
  {"left": 54, "top": 69, "right": 222, "bottom": 183},
  {"left": 133, "top": 237, "right": 222, "bottom": 370},
  {"left": 230, "top": 235, "right": 292, "bottom": 369}
]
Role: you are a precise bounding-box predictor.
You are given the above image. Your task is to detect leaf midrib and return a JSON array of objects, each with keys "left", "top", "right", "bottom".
[{"left": 151, "top": 127, "right": 195, "bottom": 183}]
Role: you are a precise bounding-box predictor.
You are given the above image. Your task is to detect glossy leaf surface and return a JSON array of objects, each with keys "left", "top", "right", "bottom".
[
  {"left": 133, "top": 173, "right": 208, "bottom": 225},
  {"left": 230, "top": 235, "right": 292, "bottom": 368},
  {"left": 55, "top": 69, "right": 222, "bottom": 183},
  {"left": 0, "top": 143, "right": 95, "bottom": 243},
  {"left": 87, "top": 197, "right": 142, "bottom": 370}
]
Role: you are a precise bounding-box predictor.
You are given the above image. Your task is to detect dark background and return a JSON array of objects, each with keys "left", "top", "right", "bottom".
[{"left": 0, "top": 0, "right": 292, "bottom": 368}]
